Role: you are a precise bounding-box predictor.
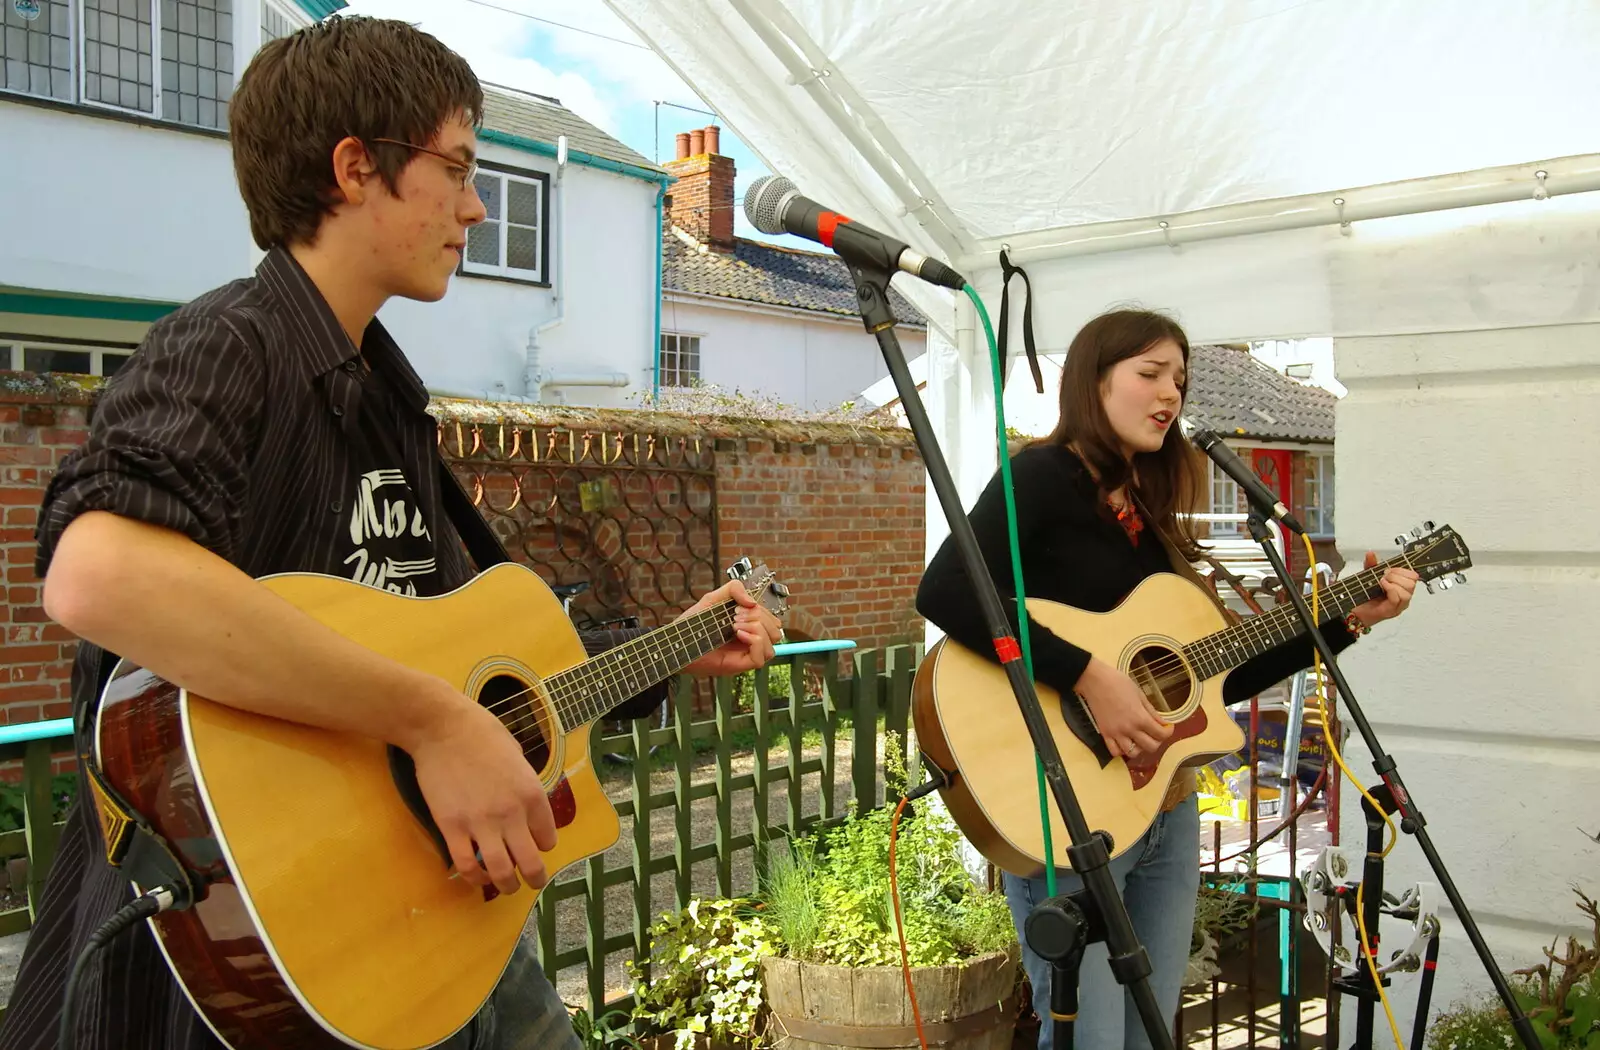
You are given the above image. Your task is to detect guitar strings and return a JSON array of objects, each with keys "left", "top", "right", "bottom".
[
  {"left": 472, "top": 600, "right": 742, "bottom": 745},
  {"left": 1092, "top": 540, "right": 1437, "bottom": 700}
]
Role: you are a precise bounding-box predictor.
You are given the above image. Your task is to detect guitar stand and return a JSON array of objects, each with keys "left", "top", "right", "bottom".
[
  {"left": 1243, "top": 511, "right": 1541, "bottom": 1050},
  {"left": 843, "top": 257, "right": 1176, "bottom": 1050}
]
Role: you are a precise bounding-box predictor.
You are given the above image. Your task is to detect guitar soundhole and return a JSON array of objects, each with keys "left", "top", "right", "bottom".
[
  {"left": 479, "top": 674, "right": 551, "bottom": 774},
  {"left": 1128, "top": 645, "right": 1192, "bottom": 715}
]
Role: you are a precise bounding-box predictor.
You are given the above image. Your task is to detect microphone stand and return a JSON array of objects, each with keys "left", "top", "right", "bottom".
[
  {"left": 844, "top": 259, "right": 1176, "bottom": 1050},
  {"left": 1240, "top": 509, "right": 1540, "bottom": 1050}
]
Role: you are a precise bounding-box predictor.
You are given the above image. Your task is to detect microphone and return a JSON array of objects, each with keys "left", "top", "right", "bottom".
[
  {"left": 742, "top": 175, "right": 967, "bottom": 291},
  {"left": 1188, "top": 427, "right": 1306, "bottom": 535}
]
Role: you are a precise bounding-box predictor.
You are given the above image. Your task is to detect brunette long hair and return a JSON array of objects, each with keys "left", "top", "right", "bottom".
[{"left": 1030, "top": 309, "right": 1206, "bottom": 559}]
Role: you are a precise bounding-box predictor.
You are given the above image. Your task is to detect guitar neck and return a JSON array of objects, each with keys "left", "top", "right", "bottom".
[
  {"left": 1182, "top": 557, "right": 1400, "bottom": 679},
  {"left": 540, "top": 601, "right": 739, "bottom": 729}
]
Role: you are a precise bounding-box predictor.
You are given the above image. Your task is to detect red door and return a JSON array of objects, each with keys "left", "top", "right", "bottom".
[
  {"left": 1251, "top": 449, "right": 1292, "bottom": 510},
  {"left": 1252, "top": 448, "right": 1294, "bottom": 571}
]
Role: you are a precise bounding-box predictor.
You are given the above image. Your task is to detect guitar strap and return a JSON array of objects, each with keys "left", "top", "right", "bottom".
[{"left": 437, "top": 459, "right": 513, "bottom": 570}]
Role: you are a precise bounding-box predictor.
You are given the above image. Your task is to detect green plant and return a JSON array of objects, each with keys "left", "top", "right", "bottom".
[
  {"left": 1427, "top": 888, "right": 1599, "bottom": 1050},
  {"left": 627, "top": 898, "right": 775, "bottom": 1049},
  {"left": 570, "top": 1007, "right": 643, "bottom": 1050},
  {"left": 757, "top": 733, "right": 1017, "bottom": 969},
  {"left": 732, "top": 664, "right": 792, "bottom": 712},
  {"left": 0, "top": 774, "right": 78, "bottom": 838}
]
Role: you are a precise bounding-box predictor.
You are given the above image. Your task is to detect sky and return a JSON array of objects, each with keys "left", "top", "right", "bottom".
[{"left": 338, "top": 0, "right": 810, "bottom": 247}]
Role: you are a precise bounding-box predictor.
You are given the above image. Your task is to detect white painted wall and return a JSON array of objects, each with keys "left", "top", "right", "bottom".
[
  {"left": 1331, "top": 321, "right": 1600, "bottom": 1027},
  {"left": 377, "top": 142, "right": 662, "bottom": 408},
  {"left": 0, "top": 102, "right": 252, "bottom": 303},
  {"left": 660, "top": 293, "right": 926, "bottom": 412}
]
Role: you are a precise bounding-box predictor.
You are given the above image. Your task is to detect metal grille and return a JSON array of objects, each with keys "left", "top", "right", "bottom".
[
  {"left": 2, "top": 0, "right": 73, "bottom": 101},
  {"left": 440, "top": 421, "right": 719, "bottom": 631}
]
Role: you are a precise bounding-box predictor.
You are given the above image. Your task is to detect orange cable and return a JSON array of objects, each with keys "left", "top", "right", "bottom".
[{"left": 889, "top": 796, "right": 930, "bottom": 1050}]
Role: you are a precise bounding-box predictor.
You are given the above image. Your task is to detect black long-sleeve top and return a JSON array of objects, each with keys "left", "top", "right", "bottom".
[{"left": 915, "top": 444, "right": 1355, "bottom": 717}]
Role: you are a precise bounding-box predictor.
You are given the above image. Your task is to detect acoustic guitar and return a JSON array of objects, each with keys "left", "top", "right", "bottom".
[
  {"left": 912, "top": 522, "right": 1471, "bottom": 875},
  {"left": 85, "top": 558, "right": 788, "bottom": 1050}
]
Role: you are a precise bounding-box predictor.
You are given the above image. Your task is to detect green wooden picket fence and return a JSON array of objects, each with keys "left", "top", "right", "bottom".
[
  {"left": 535, "top": 641, "right": 926, "bottom": 1016},
  {"left": 0, "top": 642, "right": 928, "bottom": 1024}
]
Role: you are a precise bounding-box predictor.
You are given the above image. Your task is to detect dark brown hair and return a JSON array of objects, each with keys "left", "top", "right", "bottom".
[
  {"left": 229, "top": 15, "right": 484, "bottom": 249},
  {"left": 1030, "top": 308, "right": 1206, "bottom": 559}
]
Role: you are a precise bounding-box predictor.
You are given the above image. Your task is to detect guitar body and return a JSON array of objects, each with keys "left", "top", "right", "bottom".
[
  {"left": 92, "top": 562, "right": 619, "bottom": 1050},
  {"left": 913, "top": 572, "right": 1246, "bottom": 875}
]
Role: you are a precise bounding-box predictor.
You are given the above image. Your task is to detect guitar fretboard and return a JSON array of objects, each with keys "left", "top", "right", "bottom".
[
  {"left": 532, "top": 601, "right": 740, "bottom": 731},
  {"left": 1181, "top": 559, "right": 1401, "bottom": 678}
]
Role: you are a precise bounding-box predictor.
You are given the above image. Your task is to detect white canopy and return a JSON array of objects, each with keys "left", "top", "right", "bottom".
[{"left": 602, "top": 1, "right": 1600, "bottom": 348}]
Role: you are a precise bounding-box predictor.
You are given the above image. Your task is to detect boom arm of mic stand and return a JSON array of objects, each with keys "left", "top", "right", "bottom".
[
  {"left": 845, "top": 261, "right": 1176, "bottom": 1050},
  {"left": 1243, "top": 512, "right": 1542, "bottom": 1050}
]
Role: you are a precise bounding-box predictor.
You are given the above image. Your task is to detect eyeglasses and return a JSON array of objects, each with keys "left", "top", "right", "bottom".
[{"left": 369, "top": 137, "right": 479, "bottom": 190}]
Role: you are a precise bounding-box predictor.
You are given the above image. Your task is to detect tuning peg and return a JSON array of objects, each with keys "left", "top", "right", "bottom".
[
  {"left": 1437, "top": 577, "right": 1454, "bottom": 591},
  {"left": 1394, "top": 534, "right": 1407, "bottom": 547},
  {"left": 726, "top": 556, "right": 753, "bottom": 580},
  {"left": 1422, "top": 520, "right": 1436, "bottom": 532},
  {"left": 772, "top": 581, "right": 791, "bottom": 599},
  {"left": 1424, "top": 581, "right": 1436, "bottom": 595},
  {"left": 1453, "top": 572, "right": 1467, "bottom": 585}
]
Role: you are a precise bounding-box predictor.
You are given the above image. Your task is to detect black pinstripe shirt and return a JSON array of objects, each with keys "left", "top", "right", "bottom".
[{"left": 2, "top": 247, "right": 659, "bottom": 1049}]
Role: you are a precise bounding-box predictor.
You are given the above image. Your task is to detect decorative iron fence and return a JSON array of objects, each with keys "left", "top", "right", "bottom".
[{"left": 439, "top": 420, "right": 719, "bottom": 631}]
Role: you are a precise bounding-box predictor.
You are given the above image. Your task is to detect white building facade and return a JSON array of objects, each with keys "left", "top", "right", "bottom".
[{"left": 2, "top": 0, "right": 670, "bottom": 408}]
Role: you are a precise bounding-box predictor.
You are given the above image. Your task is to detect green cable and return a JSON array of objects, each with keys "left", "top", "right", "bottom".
[{"left": 960, "top": 284, "right": 1056, "bottom": 897}]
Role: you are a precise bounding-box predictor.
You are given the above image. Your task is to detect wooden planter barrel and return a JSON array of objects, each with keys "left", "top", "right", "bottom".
[{"left": 761, "top": 949, "right": 1018, "bottom": 1050}]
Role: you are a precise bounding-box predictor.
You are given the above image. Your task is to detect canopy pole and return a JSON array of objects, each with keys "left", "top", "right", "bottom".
[
  {"left": 726, "top": 0, "right": 973, "bottom": 264},
  {"left": 962, "top": 153, "right": 1600, "bottom": 269}
]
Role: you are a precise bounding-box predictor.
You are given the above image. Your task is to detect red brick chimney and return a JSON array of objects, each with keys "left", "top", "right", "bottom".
[{"left": 665, "top": 123, "right": 735, "bottom": 251}]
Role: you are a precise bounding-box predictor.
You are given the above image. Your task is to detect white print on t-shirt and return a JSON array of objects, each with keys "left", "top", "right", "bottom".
[{"left": 343, "top": 468, "right": 436, "bottom": 595}]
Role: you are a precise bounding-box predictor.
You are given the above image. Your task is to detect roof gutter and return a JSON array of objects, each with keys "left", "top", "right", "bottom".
[{"left": 478, "top": 128, "right": 673, "bottom": 187}]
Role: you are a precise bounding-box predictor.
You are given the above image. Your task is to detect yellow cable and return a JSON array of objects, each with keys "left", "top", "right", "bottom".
[{"left": 1303, "top": 535, "right": 1406, "bottom": 1048}]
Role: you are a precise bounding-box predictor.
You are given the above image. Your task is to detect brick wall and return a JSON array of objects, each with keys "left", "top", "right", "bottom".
[
  {"left": 0, "top": 377, "right": 929, "bottom": 732},
  {"left": 714, "top": 435, "right": 925, "bottom": 651},
  {"left": 1, "top": 376, "right": 92, "bottom": 733}
]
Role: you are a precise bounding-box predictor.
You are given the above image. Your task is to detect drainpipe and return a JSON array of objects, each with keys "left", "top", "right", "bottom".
[
  {"left": 523, "top": 135, "right": 569, "bottom": 402},
  {"left": 652, "top": 182, "right": 665, "bottom": 404}
]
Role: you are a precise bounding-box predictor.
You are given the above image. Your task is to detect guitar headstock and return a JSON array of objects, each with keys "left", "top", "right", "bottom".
[
  {"left": 1393, "top": 521, "right": 1472, "bottom": 594},
  {"left": 726, "top": 557, "right": 791, "bottom": 618}
]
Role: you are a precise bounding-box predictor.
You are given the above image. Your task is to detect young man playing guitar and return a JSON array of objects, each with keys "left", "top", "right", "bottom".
[
  {"left": 916, "top": 309, "right": 1418, "bottom": 1050},
  {"left": 0, "top": 17, "right": 780, "bottom": 1050}
]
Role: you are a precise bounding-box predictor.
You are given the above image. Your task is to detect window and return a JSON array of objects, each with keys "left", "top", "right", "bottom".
[
  {"left": 463, "top": 167, "right": 548, "bottom": 283},
  {"left": 658, "top": 333, "right": 700, "bottom": 388},
  {"left": 1, "top": 0, "right": 75, "bottom": 101},
  {"left": 2, "top": 0, "right": 232, "bottom": 129},
  {"left": 4, "top": 336, "right": 136, "bottom": 376},
  {"left": 1208, "top": 460, "right": 1242, "bottom": 536},
  {"left": 258, "top": 0, "right": 303, "bottom": 42},
  {"left": 1302, "top": 451, "right": 1335, "bottom": 536}
]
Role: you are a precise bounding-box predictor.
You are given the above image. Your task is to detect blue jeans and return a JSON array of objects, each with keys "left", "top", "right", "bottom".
[
  {"left": 446, "top": 935, "right": 581, "bottom": 1050},
  {"left": 1004, "top": 794, "right": 1199, "bottom": 1050}
]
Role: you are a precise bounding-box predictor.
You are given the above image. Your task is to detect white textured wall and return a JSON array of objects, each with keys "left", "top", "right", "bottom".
[
  {"left": 0, "top": 103, "right": 252, "bottom": 302},
  {"left": 1331, "top": 321, "right": 1600, "bottom": 1028},
  {"left": 380, "top": 142, "right": 662, "bottom": 408},
  {"left": 660, "top": 295, "right": 926, "bottom": 412}
]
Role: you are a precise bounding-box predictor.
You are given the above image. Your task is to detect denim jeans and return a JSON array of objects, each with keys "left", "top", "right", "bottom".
[
  {"left": 1003, "top": 794, "right": 1200, "bottom": 1050},
  {"left": 443, "top": 934, "right": 582, "bottom": 1050}
]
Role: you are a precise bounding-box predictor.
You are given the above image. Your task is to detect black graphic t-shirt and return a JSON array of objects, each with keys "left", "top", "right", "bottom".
[{"left": 339, "top": 363, "right": 441, "bottom": 597}]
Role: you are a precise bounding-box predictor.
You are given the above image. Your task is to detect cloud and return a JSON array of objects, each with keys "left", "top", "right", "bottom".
[{"left": 339, "top": 0, "right": 618, "bottom": 133}]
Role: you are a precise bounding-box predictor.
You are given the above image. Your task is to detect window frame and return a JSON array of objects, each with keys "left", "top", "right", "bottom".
[
  {"left": 1, "top": 0, "right": 235, "bottom": 129},
  {"left": 657, "top": 331, "right": 702, "bottom": 389},
  {"left": 4, "top": 334, "right": 137, "bottom": 376},
  {"left": 1303, "top": 450, "right": 1336, "bottom": 537},
  {"left": 458, "top": 162, "right": 552, "bottom": 287}
]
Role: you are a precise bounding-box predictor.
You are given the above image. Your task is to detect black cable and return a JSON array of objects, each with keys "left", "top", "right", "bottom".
[{"left": 58, "top": 885, "right": 181, "bottom": 1050}]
